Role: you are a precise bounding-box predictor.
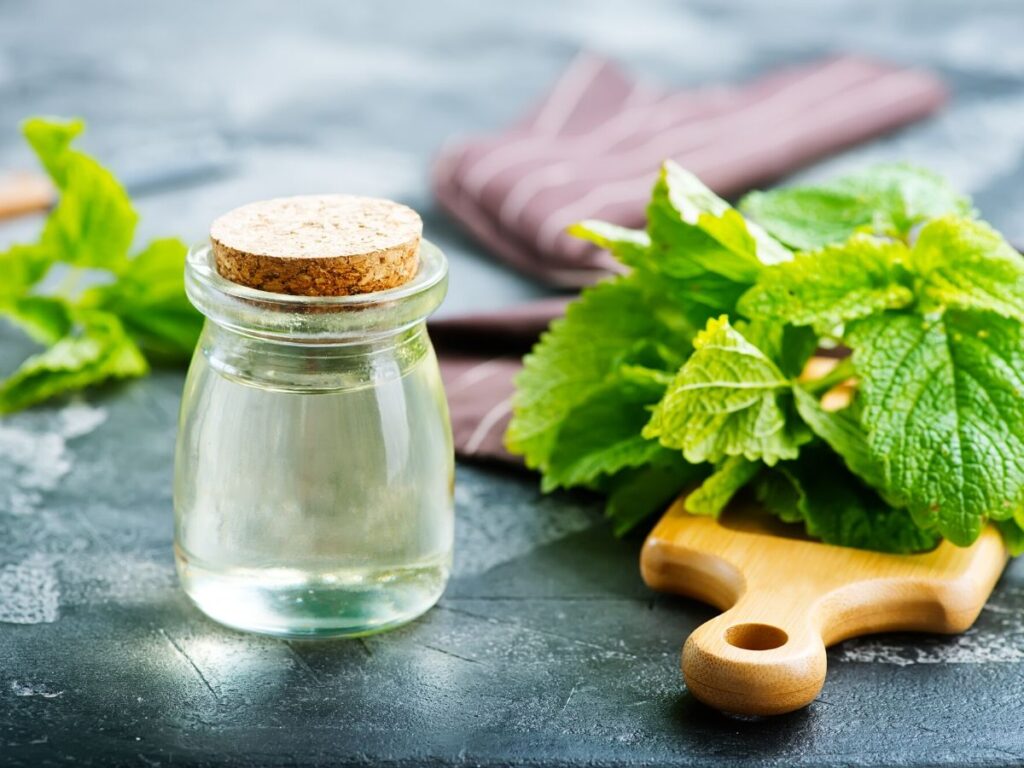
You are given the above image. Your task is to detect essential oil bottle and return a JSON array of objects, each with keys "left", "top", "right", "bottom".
[{"left": 174, "top": 195, "right": 454, "bottom": 638}]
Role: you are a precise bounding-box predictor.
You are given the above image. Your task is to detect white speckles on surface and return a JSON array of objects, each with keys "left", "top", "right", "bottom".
[
  {"left": 838, "top": 631, "right": 1024, "bottom": 666},
  {"left": 0, "top": 550, "right": 178, "bottom": 625},
  {"left": 0, "top": 555, "right": 60, "bottom": 624},
  {"left": 57, "top": 401, "right": 108, "bottom": 439},
  {"left": 837, "top": 587, "right": 1024, "bottom": 665},
  {"left": 0, "top": 403, "right": 114, "bottom": 626},
  {"left": 10, "top": 680, "right": 64, "bottom": 698},
  {"left": 0, "top": 401, "right": 107, "bottom": 517},
  {"left": 56, "top": 554, "right": 177, "bottom": 606},
  {"left": 0, "top": 426, "right": 70, "bottom": 516}
]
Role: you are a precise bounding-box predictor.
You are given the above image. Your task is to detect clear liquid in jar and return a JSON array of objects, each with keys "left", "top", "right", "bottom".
[{"left": 173, "top": 347, "right": 454, "bottom": 638}]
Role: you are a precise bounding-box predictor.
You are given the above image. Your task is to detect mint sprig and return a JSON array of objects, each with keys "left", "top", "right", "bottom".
[
  {"left": 643, "top": 316, "right": 805, "bottom": 466},
  {"left": 0, "top": 118, "right": 202, "bottom": 413},
  {"left": 738, "top": 163, "right": 974, "bottom": 250},
  {"left": 507, "top": 159, "right": 1024, "bottom": 552}
]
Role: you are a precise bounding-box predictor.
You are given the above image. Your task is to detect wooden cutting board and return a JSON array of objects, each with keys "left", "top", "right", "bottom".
[{"left": 641, "top": 497, "right": 1007, "bottom": 716}]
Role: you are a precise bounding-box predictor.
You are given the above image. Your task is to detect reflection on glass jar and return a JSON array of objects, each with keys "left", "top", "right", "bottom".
[{"left": 174, "top": 240, "right": 453, "bottom": 638}]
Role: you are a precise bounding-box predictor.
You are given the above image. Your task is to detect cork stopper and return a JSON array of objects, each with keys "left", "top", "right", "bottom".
[{"left": 210, "top": 195, "right": 422, "bottom": 296}]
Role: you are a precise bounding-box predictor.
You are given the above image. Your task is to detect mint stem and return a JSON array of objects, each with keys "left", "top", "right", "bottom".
[{"left": 804, "top": 356, "right": 856, "bottom": 395}]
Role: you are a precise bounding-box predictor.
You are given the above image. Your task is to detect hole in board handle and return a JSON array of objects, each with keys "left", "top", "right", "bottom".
[{"left": 725, "top": 623, "right": 788, "bottom": 651}]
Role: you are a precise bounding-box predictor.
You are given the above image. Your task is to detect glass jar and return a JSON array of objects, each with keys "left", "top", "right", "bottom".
[{"left": 174, "top": 241, "right": 453, "bottom": 638}]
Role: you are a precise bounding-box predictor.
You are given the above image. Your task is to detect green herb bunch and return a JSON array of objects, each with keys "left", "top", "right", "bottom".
[
  {"left": 0, "top": 118, "right": 202, "bottom": 412},
  {"left": 507, "top": 161, "right": 1024, "bottom": 554}
]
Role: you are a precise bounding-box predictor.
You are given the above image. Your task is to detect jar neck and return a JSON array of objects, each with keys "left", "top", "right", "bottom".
[
  {"left": 185, "top": 241, "right": 448, "bottom": 345},
  {"left": 201, "top": 320, "right": 432, "bottom": 392}
]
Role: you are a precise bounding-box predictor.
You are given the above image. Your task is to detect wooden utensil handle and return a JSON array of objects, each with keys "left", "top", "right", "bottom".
[
  {"left": 682, "top": 592, "right": 827, "bottom": 716},
  {"left": 0, "top": 172, "right": 54, "bottom": 220}
]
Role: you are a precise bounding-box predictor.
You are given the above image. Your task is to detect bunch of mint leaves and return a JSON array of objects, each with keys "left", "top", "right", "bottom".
[
  {"left": 507, "top": 160, "right": 1024, "bottom": 555},
  {"left": 0, "top": 117, "right": 202, "bottom": 413}
]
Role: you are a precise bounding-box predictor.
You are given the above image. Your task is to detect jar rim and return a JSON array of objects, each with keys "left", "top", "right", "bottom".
[{"left": 185, "top": 240, "right": 448, "bottom": 343}]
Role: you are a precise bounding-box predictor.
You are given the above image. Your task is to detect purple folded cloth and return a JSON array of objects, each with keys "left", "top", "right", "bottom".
[{"left": 433, "top": 52, "right": 947, "bottom": 287}]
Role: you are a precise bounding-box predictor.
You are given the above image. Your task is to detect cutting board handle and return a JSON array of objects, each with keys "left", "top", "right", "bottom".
[
  {"left": 642, "top": 500, "right": 1007, "bottom": 716},
  {"left": 682, "top": 591, "right": 827, "bottom": 716}
]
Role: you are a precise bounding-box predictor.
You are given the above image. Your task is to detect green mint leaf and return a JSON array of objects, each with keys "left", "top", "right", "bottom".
[
  {"left": 738, "top": 234, "right": 913, "bottom": 332},
  {"left": 654, "top": 270, "right": 752, "bottom": 314},
  {"left": 0, "top": 244, "right": 55, "bottom": 298},
  {"left": 754, "top": 470, "right": 804, "bottom": 524},
  {"left": 739, "top": 320, "right": 817, "bottom": 379},
  {"left": 616, "top": 364, "right": 674, "bottom": 390},
  {"left": 22, "top": 117, "right": 82, "bottom": 185},
  {"left": 644, "top": 315, "right": 802, "bottom": 465},
  {"left": 837, "top": 164, "right": 974, "bottom": 231},
  {"left": 24, "top": 117, "right": 138, "bottom": 272},
  {"left": 0, "top": 311, "right": 147, "bottom": 413},
  {"left": 771, "top": 447, "right": 940, "bottom": 553},
  {"left": 647, "top": 161, "right": 790, "bottom": 283},
  {"left": 506, "top": 276, "right": 687, "bottom": 471},
  {"left": 0, "top": 295, "right": 72, "bottom": 345},
  {"left": 685, "top": 457, "right": 760, "bottom": 517},
  {"left": 628, "top": 270, "right": 727, "bottom": 349},
  {"left": 778, "top": 325, "right": 818, "bottom": 380},
  {"left": 740, "top": 187, "right": 880, "bottom": 252},
  {"left": 543, "top": 368, "right": 671, "bottom": 492},
  {"left": 81, "top": 238, "right": 202, "bottom": 361},
  {"left": 849, "top": 309, "right": 1024, "bottom": 545},
  {"left": 568, "top": 220, "right": 650, "bottom": 269},
  {"left": 792, "top": 386, "right": 886, "bottom": 491},
  {"left": 740, "top": 163, "right": 973, "bottom": 250},
  {"left": 995, "top": 518, "right": 1024, "bottom": 556},
  {"left": 912, "top": 216, "right": 1024, "bottom": 322},
  {"left": 604, "top": 459, "right": 706, "bottom": 537}
]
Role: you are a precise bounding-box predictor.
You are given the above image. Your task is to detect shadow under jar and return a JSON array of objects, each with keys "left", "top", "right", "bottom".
[{"left": 174, "top": 239, "right": 453, "bottom": 638}]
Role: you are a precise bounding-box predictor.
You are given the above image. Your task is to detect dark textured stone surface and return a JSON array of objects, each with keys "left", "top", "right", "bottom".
[{"left": 2, "top": 1, "right": 1024, "bottom": 765}]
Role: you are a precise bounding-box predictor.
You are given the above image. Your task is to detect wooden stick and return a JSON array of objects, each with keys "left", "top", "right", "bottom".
[{"left": 0, "top": 172, "right": 54, "bottom": 220}]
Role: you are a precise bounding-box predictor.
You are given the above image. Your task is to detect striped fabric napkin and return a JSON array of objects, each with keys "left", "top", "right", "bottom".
[
  {"left": 431, "top": 53, "right": 947, "bottom": 462},
  {"left": 433, "top": 52, "right": 946, "bottom": 287}
]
